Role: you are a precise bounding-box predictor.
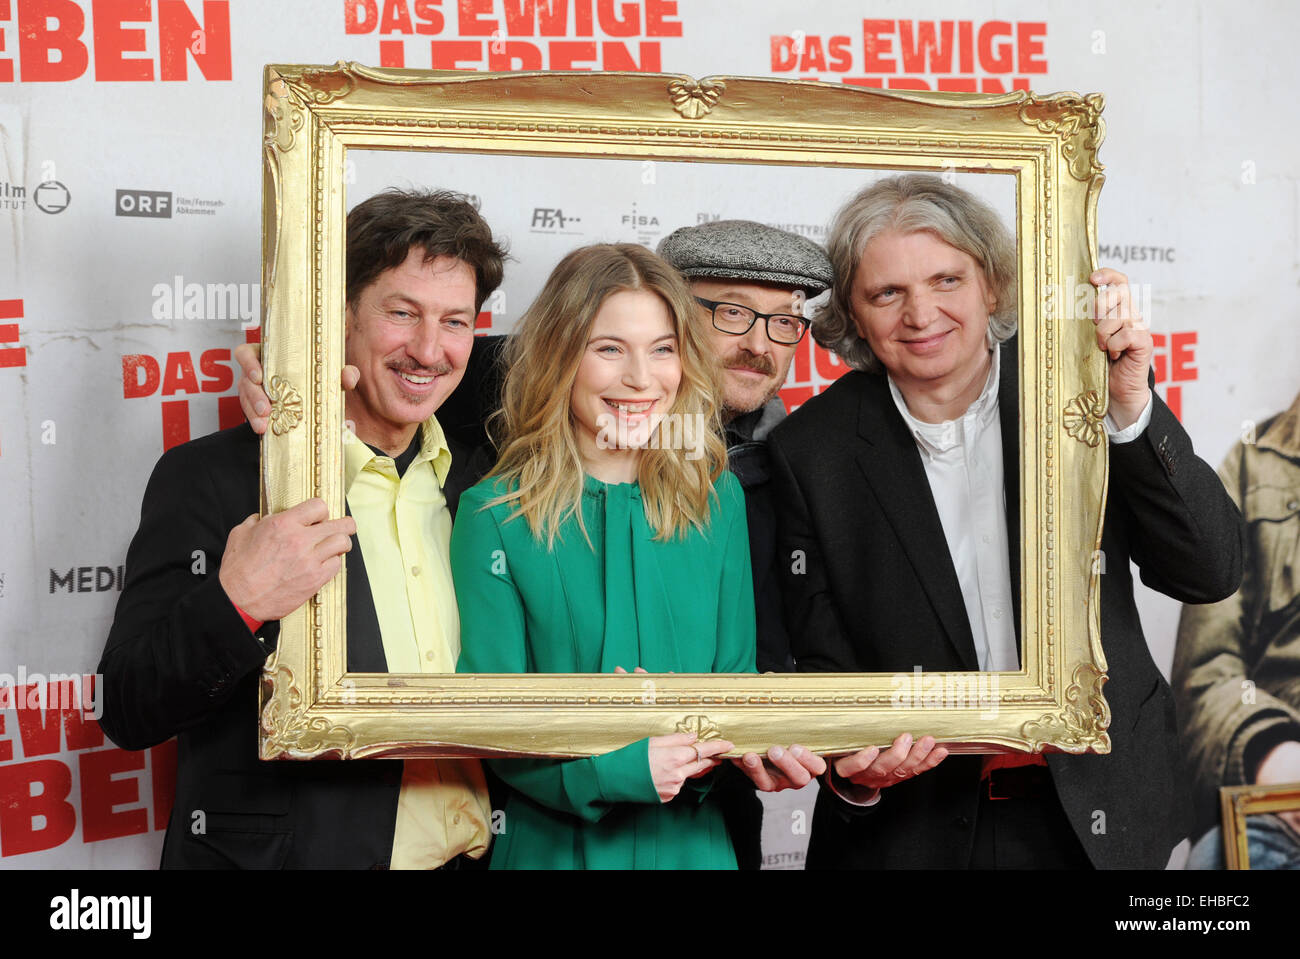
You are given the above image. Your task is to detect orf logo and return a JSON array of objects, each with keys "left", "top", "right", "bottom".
[{"left": 116, "top": 190, "right": 172, "bottom": 218}]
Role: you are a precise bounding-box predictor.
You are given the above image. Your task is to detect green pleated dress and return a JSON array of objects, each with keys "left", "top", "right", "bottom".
[{"left": 451, "top": 470, "right": 755, "bottom": 869}]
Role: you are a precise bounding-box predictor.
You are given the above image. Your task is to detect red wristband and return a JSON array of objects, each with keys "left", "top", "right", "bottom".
[{"left": 233, "top": 603, "right": 263, "bottom": 635}]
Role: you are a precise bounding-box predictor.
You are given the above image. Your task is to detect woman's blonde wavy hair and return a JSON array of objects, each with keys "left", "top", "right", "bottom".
[{"left": 486, "top": 243, "right": 727, "bottom": 546}]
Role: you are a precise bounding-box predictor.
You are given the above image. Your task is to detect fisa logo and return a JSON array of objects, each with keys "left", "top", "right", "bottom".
[{"left": 116, "top": 189, "right": 172, "bottom": 218}]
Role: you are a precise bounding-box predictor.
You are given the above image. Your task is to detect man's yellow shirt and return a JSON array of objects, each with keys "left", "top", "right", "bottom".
[{"left": 344, "top": 416, "right": 490, "bottom": 869}]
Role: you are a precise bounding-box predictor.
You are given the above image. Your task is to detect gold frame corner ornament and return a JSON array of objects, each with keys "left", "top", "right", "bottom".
[
  {"left": 261, "top": 664, "right": 356, "bottom": 760},
  {"left": 260, "top": 66, "right": 1112, "bottom": 762},
  {"left": 1219, "top": 781, "right": 1300, "bottom": 869},
  {"left": 1020, "top": 664, "right": 1111, "bottom": 754},
  {"left": 1017, "top": 91, "right": 1106, "bottom": 181}
]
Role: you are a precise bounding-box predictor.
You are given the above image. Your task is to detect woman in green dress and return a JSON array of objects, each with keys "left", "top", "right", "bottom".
[{"left": 451, "top": 243, "right": 755, "bottom": 869}]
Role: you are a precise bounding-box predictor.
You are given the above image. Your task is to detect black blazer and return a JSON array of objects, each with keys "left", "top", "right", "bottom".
[
  {"left": 97, "top": 422, "right": 479, "bottom": 868},
  {"left": 767, "top": 338, "right": 1244, "bottom": 869}
]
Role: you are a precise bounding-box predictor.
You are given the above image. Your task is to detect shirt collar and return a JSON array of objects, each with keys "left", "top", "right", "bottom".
[
  {"left": 887, "top": 347, "right": 1000, "bottom": 460},
  {"left": 344, "top": 414, "right": 453, "bottom": 494}
]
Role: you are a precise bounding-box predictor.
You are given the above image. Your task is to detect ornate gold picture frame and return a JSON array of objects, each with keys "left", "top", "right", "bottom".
[
  {"left": 1219, "top": 782, "right": 1300, "bottom": 869},
  {"left": 260, "top": 63, "right": 1112, "bottom": 762}
]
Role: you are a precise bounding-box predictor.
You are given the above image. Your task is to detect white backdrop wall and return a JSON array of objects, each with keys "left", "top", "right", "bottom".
[{"left": 1, "top": 0, "right": 1296, "bottom": 869}]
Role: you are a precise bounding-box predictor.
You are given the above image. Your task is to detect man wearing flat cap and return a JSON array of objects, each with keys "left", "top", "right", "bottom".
[
  {"left": 655, "top": 220, "right": 834, "bottom": 867},
  {"left": 656, "top": 220, "right": 832, "bottom": 675}
]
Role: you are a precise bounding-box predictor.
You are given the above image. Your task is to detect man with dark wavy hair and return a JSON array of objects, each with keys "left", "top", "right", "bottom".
[{"left": 98, "top": 189, "right": 507, "bottom": 869}]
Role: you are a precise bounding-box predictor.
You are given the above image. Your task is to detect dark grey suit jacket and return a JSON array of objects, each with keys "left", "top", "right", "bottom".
[{"left": 767, "top": 337, "right": 1244, "bottom": 869}]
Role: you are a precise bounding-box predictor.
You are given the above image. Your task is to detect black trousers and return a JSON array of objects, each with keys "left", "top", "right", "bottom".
[{"left": 969, "top": 767, "right": 1092, "bottom": 869}]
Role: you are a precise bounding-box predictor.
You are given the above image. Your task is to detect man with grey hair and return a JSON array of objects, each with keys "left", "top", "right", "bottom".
[{"left": 769, "top": 173, "right": 1243, "bottom": 868}]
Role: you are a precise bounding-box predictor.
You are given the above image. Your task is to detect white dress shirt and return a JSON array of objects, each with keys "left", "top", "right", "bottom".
[
  {"left": 827, "top": 348, "right": 1154, "bottom": 806},
  {"left": 886, "top": 348, "right": 1154, "bottom": 671},
  {"left": 888, "top": 348, "right": 1017, "bottom": 671}
]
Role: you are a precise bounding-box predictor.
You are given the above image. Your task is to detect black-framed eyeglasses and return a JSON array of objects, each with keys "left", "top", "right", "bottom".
[{"left": 694, "top": 297, "right": 810, "bottom": 345}]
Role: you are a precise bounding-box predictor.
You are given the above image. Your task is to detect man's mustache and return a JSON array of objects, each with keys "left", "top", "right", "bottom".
[
  {"left": 388, "top": 358, "right": 453, "bottom": 377},
  {"left": 723, "top": 350, "right": 776, "bottom": 377}
]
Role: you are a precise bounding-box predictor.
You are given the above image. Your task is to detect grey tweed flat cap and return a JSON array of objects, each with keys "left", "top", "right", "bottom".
[{"left": 657, "top": 220, "right": 832, "bottom": 294}]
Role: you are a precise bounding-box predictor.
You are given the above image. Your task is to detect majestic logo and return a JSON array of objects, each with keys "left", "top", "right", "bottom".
[
  {"left": 1098, "top": 243, "right": 1176, "bottom": 265},
  {"left": 116, "top": 189, "right": 172, "bottom": 219},
  {"left": 32, "top": 180, "right": 70, "bottom": 213},
  {"left": 763, "top": 220, "right": 826, "bottom": 240}
]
